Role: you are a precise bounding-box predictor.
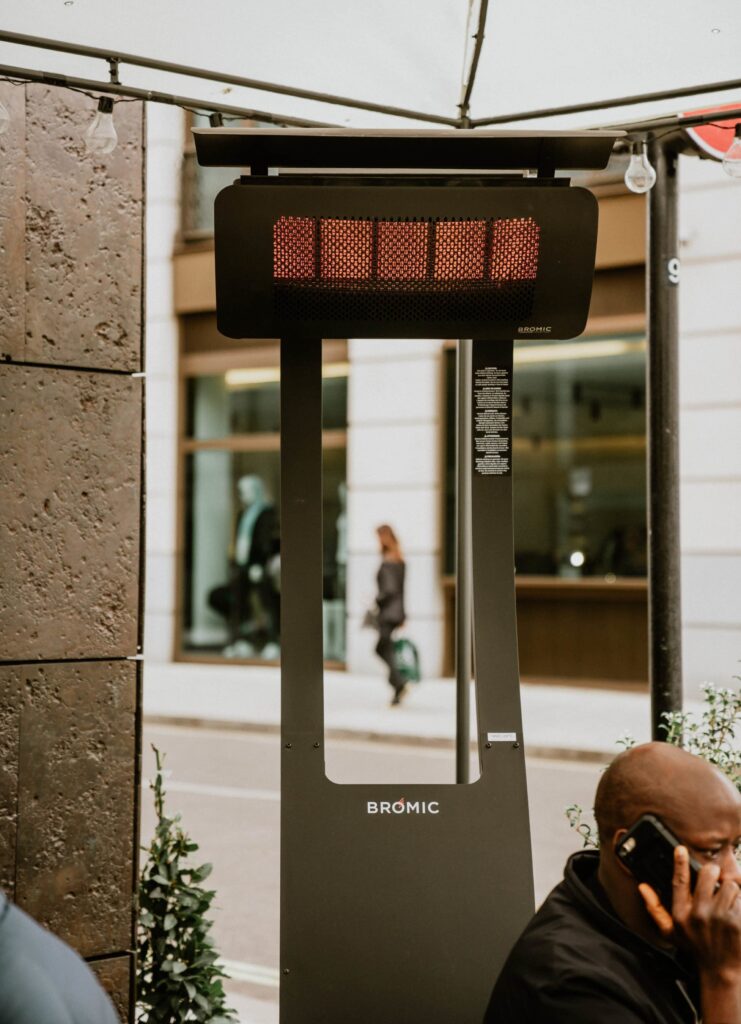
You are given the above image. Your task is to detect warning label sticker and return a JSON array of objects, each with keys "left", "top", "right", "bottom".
[{"left": 473, "top": 365, "right": 511, "bottom": 476}]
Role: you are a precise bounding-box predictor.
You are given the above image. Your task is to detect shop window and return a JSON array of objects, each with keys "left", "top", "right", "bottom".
[
  {"left": 182, "top": 113, "right": 243, "bottom": 238},
  {"left": 185, "top": 368, "right": 347, "bottom": 438},
  {"left": 443, "top": 335, "right": 647, "bottom": 579},
  {"left": 181, "top": 359, "right": 348, "bottom": 663}
]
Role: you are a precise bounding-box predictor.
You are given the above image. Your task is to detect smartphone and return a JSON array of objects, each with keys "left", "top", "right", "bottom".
[{"left": 616, "top": 813, "right": 701, "bottom": 910}]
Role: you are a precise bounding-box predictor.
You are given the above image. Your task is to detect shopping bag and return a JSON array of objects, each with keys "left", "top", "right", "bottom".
[{"left": 393, "top": 637, "right": 421, "bottom": 683}]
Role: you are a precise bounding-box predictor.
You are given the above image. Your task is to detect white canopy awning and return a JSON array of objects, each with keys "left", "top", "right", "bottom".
[{"left": 0, "top": 0, "right": 739, "bottom": 130}]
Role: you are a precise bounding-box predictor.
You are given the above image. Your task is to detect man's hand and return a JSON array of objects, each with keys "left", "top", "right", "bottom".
[{"left": 640, "top": 845, "right": 741, "bottom": 1023}]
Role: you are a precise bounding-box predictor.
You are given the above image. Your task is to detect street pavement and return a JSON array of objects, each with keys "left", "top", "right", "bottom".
[
  {"left": 140, "top": 662, "right": 707, "bottom": 1023},
  {"left": 143, "top": 660, "right": 705, "bottom": 759},
  {"left": 140, "top": 722, "right": 605, "bottom": 1024}
]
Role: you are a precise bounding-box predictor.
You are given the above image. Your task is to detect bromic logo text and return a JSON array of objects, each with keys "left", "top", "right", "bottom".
[{"left": 366, "top": 797, "right": 439, "bottom": 815}]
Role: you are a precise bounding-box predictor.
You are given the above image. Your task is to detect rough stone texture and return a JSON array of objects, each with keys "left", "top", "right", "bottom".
[
  {"left": 0, "top": 83, "right": 143, "bottom": 1023},
  {"left": 0, "top": 82, "right": 26, "bottom": 358},
  {"left": 90, "top": 954, "right": 133, "bottom": 1023},
  {"left": 0, "top": 364, "right": 142, "bottom": 660},
  {"left": 14, "top": 661, "right": 137, "bottom": 958},
  {"left": 0, "top": 667, "right": 20, "bottom": 898},
  {"left": 0, "top": 84, "right": 143, "bottom": 371}
]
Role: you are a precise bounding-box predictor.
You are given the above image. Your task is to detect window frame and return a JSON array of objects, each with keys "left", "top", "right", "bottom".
[{"left": 175, "top": 336, "right": 348, "bottom": 666}]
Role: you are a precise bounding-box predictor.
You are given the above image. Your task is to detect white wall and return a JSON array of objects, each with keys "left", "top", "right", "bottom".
[
  {"left": 679, "top": 154, "right": 741, "bottom": 697},
  {"left": 143, "top": 106, "right": 182, "bottom": 662},
  {"left": 346, "top": 338, "right": 446, "bottom": 679}
]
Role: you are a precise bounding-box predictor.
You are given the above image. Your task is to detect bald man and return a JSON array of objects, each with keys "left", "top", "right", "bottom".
[{"left": 485, "top": 742, "right": 741, "bottom": 1023}]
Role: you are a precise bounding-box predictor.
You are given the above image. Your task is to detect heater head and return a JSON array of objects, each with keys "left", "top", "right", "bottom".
[{"left": 213, "top": 180, "right": 599, "bottom": 340}]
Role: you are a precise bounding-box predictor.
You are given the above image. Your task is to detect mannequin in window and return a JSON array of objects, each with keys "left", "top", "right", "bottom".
[
  {"left": 323, "top": 481, "right": 348, "bottom": 662},
  {"left": 335, "top": 481, "right": 348, "bottom": 601},
  {"left": 208, "top": 474, "right": 280, "bottom": 658}
]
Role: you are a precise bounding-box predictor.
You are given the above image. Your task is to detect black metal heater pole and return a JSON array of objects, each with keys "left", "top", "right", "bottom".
[
  {"left": 455, "top": 338, "right": 473, "bottom": 783},
  {"left": 646, "top": 138, "right": 683, "bottom": 738}
]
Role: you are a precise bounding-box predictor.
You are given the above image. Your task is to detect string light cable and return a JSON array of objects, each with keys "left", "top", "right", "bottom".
[
  {"left": 0, "top": 75, "right": 254, "bottom": 154},
  {"left": 619, "top": 115, "right": 741, "bottom": 193},
  {"left": 0, "top": 60, "right": 739, "bottom": 174},
  {"left": 721, "top": 123, "right": 741, "bottom": 178}
]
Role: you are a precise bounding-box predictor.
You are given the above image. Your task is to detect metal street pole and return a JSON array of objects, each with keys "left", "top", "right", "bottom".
[
  {"left": 455, "top": 338, "right": 473, "bottom": 783},
  {"left": 646, "top": 138, "right": 683, "bottom": 738}
]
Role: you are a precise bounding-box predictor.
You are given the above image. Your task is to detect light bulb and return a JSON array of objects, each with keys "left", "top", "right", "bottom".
[
  {"left": 0, "top": 100, "right": 10, "bottom": 136},
  {"left": 624, "top": 141, "right": 656, "bottom": 194},
  {"left": 84, "top": 96, "right": 117, "bottom": 155},
  {"left": 722, "top": 125, "right": 741, "bottom": 179}
]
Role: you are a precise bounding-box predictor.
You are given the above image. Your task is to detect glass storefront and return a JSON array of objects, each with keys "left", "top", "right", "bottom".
[
  {"left": 182, "top": 113, "right": 245, "bottom": 237},
  {"left": 181, "top": 359, "right": 348, "bottom": 662},
  {"left": 444, "top": 335, "right": 647, "bottom": 579}
]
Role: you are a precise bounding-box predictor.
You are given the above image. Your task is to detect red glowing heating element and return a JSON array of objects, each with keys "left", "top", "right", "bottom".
[{"left": 273, "top": 215, "right": 540, "bottom": 283}]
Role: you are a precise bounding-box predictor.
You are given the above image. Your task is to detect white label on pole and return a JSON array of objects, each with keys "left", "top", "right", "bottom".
[
  {"left": 487, "top": 732, "right": 517, "bottom": 742},
  {"left": 473, "top": 365, "right": 511, "bottom": 476}
]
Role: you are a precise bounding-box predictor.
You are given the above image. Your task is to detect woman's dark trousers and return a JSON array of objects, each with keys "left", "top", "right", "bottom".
[{"left": 376, "top": 623, "right": 404, "bottom": 692}]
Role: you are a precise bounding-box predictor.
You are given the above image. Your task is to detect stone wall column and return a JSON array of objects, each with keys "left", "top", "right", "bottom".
[{"left": 0, "top": 83, "right": 144, "bottom": 1021}]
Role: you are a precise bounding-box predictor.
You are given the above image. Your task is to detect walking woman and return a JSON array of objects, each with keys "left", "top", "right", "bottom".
[{"left": 374, "top": 524, "right": 407, "bottom": 705}]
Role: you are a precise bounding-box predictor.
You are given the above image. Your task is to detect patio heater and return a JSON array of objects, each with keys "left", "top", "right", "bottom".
[{"left": 194, "top": 126, "right": 618, "bottom": 1024}]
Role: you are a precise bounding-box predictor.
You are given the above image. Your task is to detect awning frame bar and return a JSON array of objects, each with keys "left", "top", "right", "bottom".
[{"left": 1, "top": 28, "right": 740, "bottom": 133}]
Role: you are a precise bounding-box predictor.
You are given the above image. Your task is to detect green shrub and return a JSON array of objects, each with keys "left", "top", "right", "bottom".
[
  {"left": 566, "top": 682, "right": 741, "bottom": 849},
  {"left": 137, "top": 747, "right": 237, "bottom": 1023}
]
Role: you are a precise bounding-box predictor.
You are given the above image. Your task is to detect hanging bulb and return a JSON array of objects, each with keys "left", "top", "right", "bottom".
[
  {"left": 624, "top": 141, "right": 656, "bottom": 194},
  {"left": 722, "top": 124, "right": 741, "bottom": 179},
  {"left": 0, "top": 100, "right": 10, "bottom": 136},
  {"left": 84, "top": 96, "right": 117, "bottom": 155}
]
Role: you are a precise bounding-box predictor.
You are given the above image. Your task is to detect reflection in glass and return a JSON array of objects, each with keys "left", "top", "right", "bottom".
[
  {"left": 323, "top": 452, "right": 347, "bottom": 662},
  {"left": 444, "top": 336, "right": 647, "bottom": 578},
  {"left": 184, "top": 450, "right": 281, "bottom": 658},
  {"left": 183, "top": 447, "right": 347, "bottom": 661},
  {"left": 186, "top": 366, "right": 348, "bottom": 439},
  {"left": 207, "top": 472, "right": 281, "bottom": 658}
]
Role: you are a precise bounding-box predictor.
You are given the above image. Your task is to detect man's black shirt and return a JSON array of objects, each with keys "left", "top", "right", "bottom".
[{"left": 485, "top": 850, "right": 700, "bottom": 1023}]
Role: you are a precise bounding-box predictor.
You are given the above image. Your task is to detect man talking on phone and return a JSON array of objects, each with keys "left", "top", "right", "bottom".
[{"left": 484, "top": 742, "right": 741, "bottom": 1023}]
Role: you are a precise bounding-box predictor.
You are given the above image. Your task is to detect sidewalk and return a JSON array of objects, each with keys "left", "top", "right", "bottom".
[{"left": 142, "top": 661, "right": 705, "bottom": 759}]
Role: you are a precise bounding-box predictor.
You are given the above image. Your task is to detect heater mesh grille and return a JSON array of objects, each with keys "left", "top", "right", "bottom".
[{"left": 273, "top": 215, "right": 540, "bottom": 323}]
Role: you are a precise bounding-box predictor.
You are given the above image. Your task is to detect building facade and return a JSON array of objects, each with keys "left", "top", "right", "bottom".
[{"left": 145, "top": 108, "right": 741, "bottom": 699}]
